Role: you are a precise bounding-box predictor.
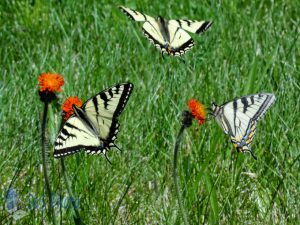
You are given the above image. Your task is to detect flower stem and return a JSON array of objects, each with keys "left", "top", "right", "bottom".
[
  {"left": 41, "top": 102, "right": 57, "bottom": 225},
  {"left": 61, "top": 158, "right": 82, "bottom": 224},
  {"left": 173, "top": 111, "right": 193, "bottom": 225},
  {"left": 173, "top": 124, "right": 189, "bottom": 225}
]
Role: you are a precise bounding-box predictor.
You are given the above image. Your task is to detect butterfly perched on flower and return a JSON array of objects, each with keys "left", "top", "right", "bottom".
[{"left": 54, "top": 83, "right": 134, "bottom": 158}]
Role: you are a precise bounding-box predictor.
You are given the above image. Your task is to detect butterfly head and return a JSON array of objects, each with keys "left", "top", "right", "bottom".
[
  {"left": 210, "top": 102, "right": 219, "bottom": 115},
  {"left": 157, "top": 16, "right": 164, "bottom": 23}
]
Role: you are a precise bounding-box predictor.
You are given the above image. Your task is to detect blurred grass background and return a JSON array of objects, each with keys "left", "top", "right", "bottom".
[{"left": 0, "top": 0, "right": 299, "bottom": 224}]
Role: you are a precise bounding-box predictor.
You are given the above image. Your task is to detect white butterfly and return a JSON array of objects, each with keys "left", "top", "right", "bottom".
[
  {"left": 54, "top": 83, "right": 134, "bottom": 158},
  {"left": 119, "top": 6, "right": 212, "bottom": 57},
  {"left": 211, "top": 93, "right": 276, "bottom": 159}
]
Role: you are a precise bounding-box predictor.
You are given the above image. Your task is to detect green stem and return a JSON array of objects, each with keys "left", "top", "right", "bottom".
[
  {"left": 41, "top": 102, "right": 56, "bottom": 225},
  {"left": 173, "top": 125, "right": 189, "bottom": 225},
  {"left": 61, "top": 158, "right": 82, "bottom": 224}
]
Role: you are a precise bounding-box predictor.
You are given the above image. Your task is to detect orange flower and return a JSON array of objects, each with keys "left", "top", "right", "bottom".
[
  {"left": 38, "top": 72, "right": 64, "bottom": 93},
  {"left": 62, "top": 96, "right": 83, "bottom": 120},
  {"left": 188, "top": 99, "right": 206, "bottom": 125}
]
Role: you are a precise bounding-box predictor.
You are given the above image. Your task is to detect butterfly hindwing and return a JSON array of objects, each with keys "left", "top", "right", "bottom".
[
  {"left": 54, "top": 83, "right": 134, "bottom": 158},
  {"left": 142, "top": 21, "right": 166, "bottom": 52},
  {"left": 167, "top": 23, "right": 194, "bottom": 56}
]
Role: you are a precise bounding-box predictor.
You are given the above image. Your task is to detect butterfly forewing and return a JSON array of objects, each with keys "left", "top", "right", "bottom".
[
  {"left": 169, "top": 20, "right": 212, "bottom": 34},
  {"left": 54, "top": 116, "right": 101, "bottom": 157},
  {"left": 82, "top": 83, "right": 133, "bottom": 140},
  {"left": 142, "top": 21, "right": 166, "bottom": 51},
  {"left": 119, "top": 6, "right": 154, "bottom": 22}
]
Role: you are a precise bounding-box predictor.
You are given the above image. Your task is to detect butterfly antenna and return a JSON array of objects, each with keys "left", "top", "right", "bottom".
[
  {"left": 104, "top": 154, "right": 112, "bottom": 165},
  {"left": 206, "top": 112, "right": 214, "bottom": 122}
]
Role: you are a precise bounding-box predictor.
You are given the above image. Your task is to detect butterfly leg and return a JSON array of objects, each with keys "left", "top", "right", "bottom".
[
  {"left": 179, "top": 56, "right": 186, "bottom": 64},
  {"left": 242, "top": 148, "right": 257, "bottom": 160},
  {"left": 248, "top": 150, "right": 257, "bottom": 160},
  {"left": 104, "top": 154, "right": 112, "bottom": 164},
  {"left": 113, "top": 144, "right": 122, "bottom": 153}
]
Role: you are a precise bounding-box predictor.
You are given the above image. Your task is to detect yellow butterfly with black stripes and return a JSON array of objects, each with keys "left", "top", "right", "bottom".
[
  {"left": 119, "top": 6, "right": 212, "bottom": 57},
  {"left": 211, "top": 93, "right": 276, "bottom": 159}
]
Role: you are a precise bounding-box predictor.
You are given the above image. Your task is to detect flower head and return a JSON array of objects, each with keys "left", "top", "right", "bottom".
[
  {"left": 38, "top": 72, "right": 64, "bottom": 103},
  {"left": 62, "top": 96, "right": 83, "bottom": 120},
  {"left": 38, "top": 72, "right": 64, "bottom": 93},
  {"left": 188, "top": 99, "right": 206, "bottom": 125}
]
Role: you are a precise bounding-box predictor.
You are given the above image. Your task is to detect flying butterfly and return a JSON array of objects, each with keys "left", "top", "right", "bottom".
[
  {"left": 211, "top": 93, "right": 276, "bottom": 159},
  {"left": 54, "top": 83, "right": 134, "bottom": 159},
  {"left": 119, "top": 6, "right": 212, "bottom": 57}
]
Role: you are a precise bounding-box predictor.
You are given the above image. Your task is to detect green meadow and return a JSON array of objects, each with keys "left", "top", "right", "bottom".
[{"left": 0, "top": 0, "right": 299, "bottom": 224}]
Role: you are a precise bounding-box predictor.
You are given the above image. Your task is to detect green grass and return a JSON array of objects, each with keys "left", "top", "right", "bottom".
[{"left": 0, "top": 0, "right": 299, "bottom": 224}]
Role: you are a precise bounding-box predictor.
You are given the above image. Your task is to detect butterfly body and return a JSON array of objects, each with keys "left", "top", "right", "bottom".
[
  {"left": 119, "top": 6, "right": 212, "bottom": 56},
  {"left": 54, "top": 83, "right": 133, "bottom": 158},
  {"left": 211, "top": 93, "right": 276, "bottom": 158}
]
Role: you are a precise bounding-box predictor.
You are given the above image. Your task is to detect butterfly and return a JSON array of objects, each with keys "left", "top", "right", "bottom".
[
  {"left": 211, "top": 93, "right": 276, "bottom": 159},
  {"left": 119, "top": 6, "right": 212, "bottom": 57},
  {"left": 54, "top": 83, "right": 134, "bottom": 159}
]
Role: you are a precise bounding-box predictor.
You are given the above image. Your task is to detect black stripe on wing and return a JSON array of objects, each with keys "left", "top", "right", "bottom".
[
  {"left": 233, "top": 100, "right": 238, "bottom": 135},
  {"left": 54, "top": 122, "right": 83, "bottom": 146},
  {"left": 54, "top": 143, "right": 110, "bottom": 158},
  {"left": 113, "top": 83, "right": 134, "bottom": 117},
  {"left": 54, "top": 146, "right": 83, "bottom": 158},
  {"left": 252, "top": 95, "right": 275, "bottom": 121},
  {"left": 240, "top": 97, "right": 249, "bottom": 113},
  {"left": 196, "top": 21, "right": 213, "bottom": 34}
]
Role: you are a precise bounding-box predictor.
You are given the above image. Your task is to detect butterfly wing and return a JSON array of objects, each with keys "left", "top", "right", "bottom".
[
  {"left": 54, "top": 116, "right": 101, "bottom": 158},
  {"left": 119, "top": 6, "right": 155, "bottom": 22},
  {"left": 169, "top": 20, "right": 212, "bottom": 34},
  {"left": 167, "top": 23, "right": 194, "bottom": 56},
  {"left": 82, "top": 83, "right": 134, "bottom": 154},
  {"left": 230, "top": 120, "right": 257, "bottom": 152},
  {"left": 142, "top": 21, "right": 169, "bottom": 54},
  {"left": 213, "top": 93, "right": 276, "bottom": 152},
  {"left": 119, "top": 6, "right": 167, "bottom": 54},
  {"left": 143, "top": 21, "right": 195, "bottom": 56}
]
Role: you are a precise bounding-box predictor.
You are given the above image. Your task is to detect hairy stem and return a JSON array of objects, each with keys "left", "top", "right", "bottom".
[
  {"left": 173, "top": 125, "right": 189, "bottom": 225},
  {"left": 41, "top": 102, "right": 56, "bottom": 225}
]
